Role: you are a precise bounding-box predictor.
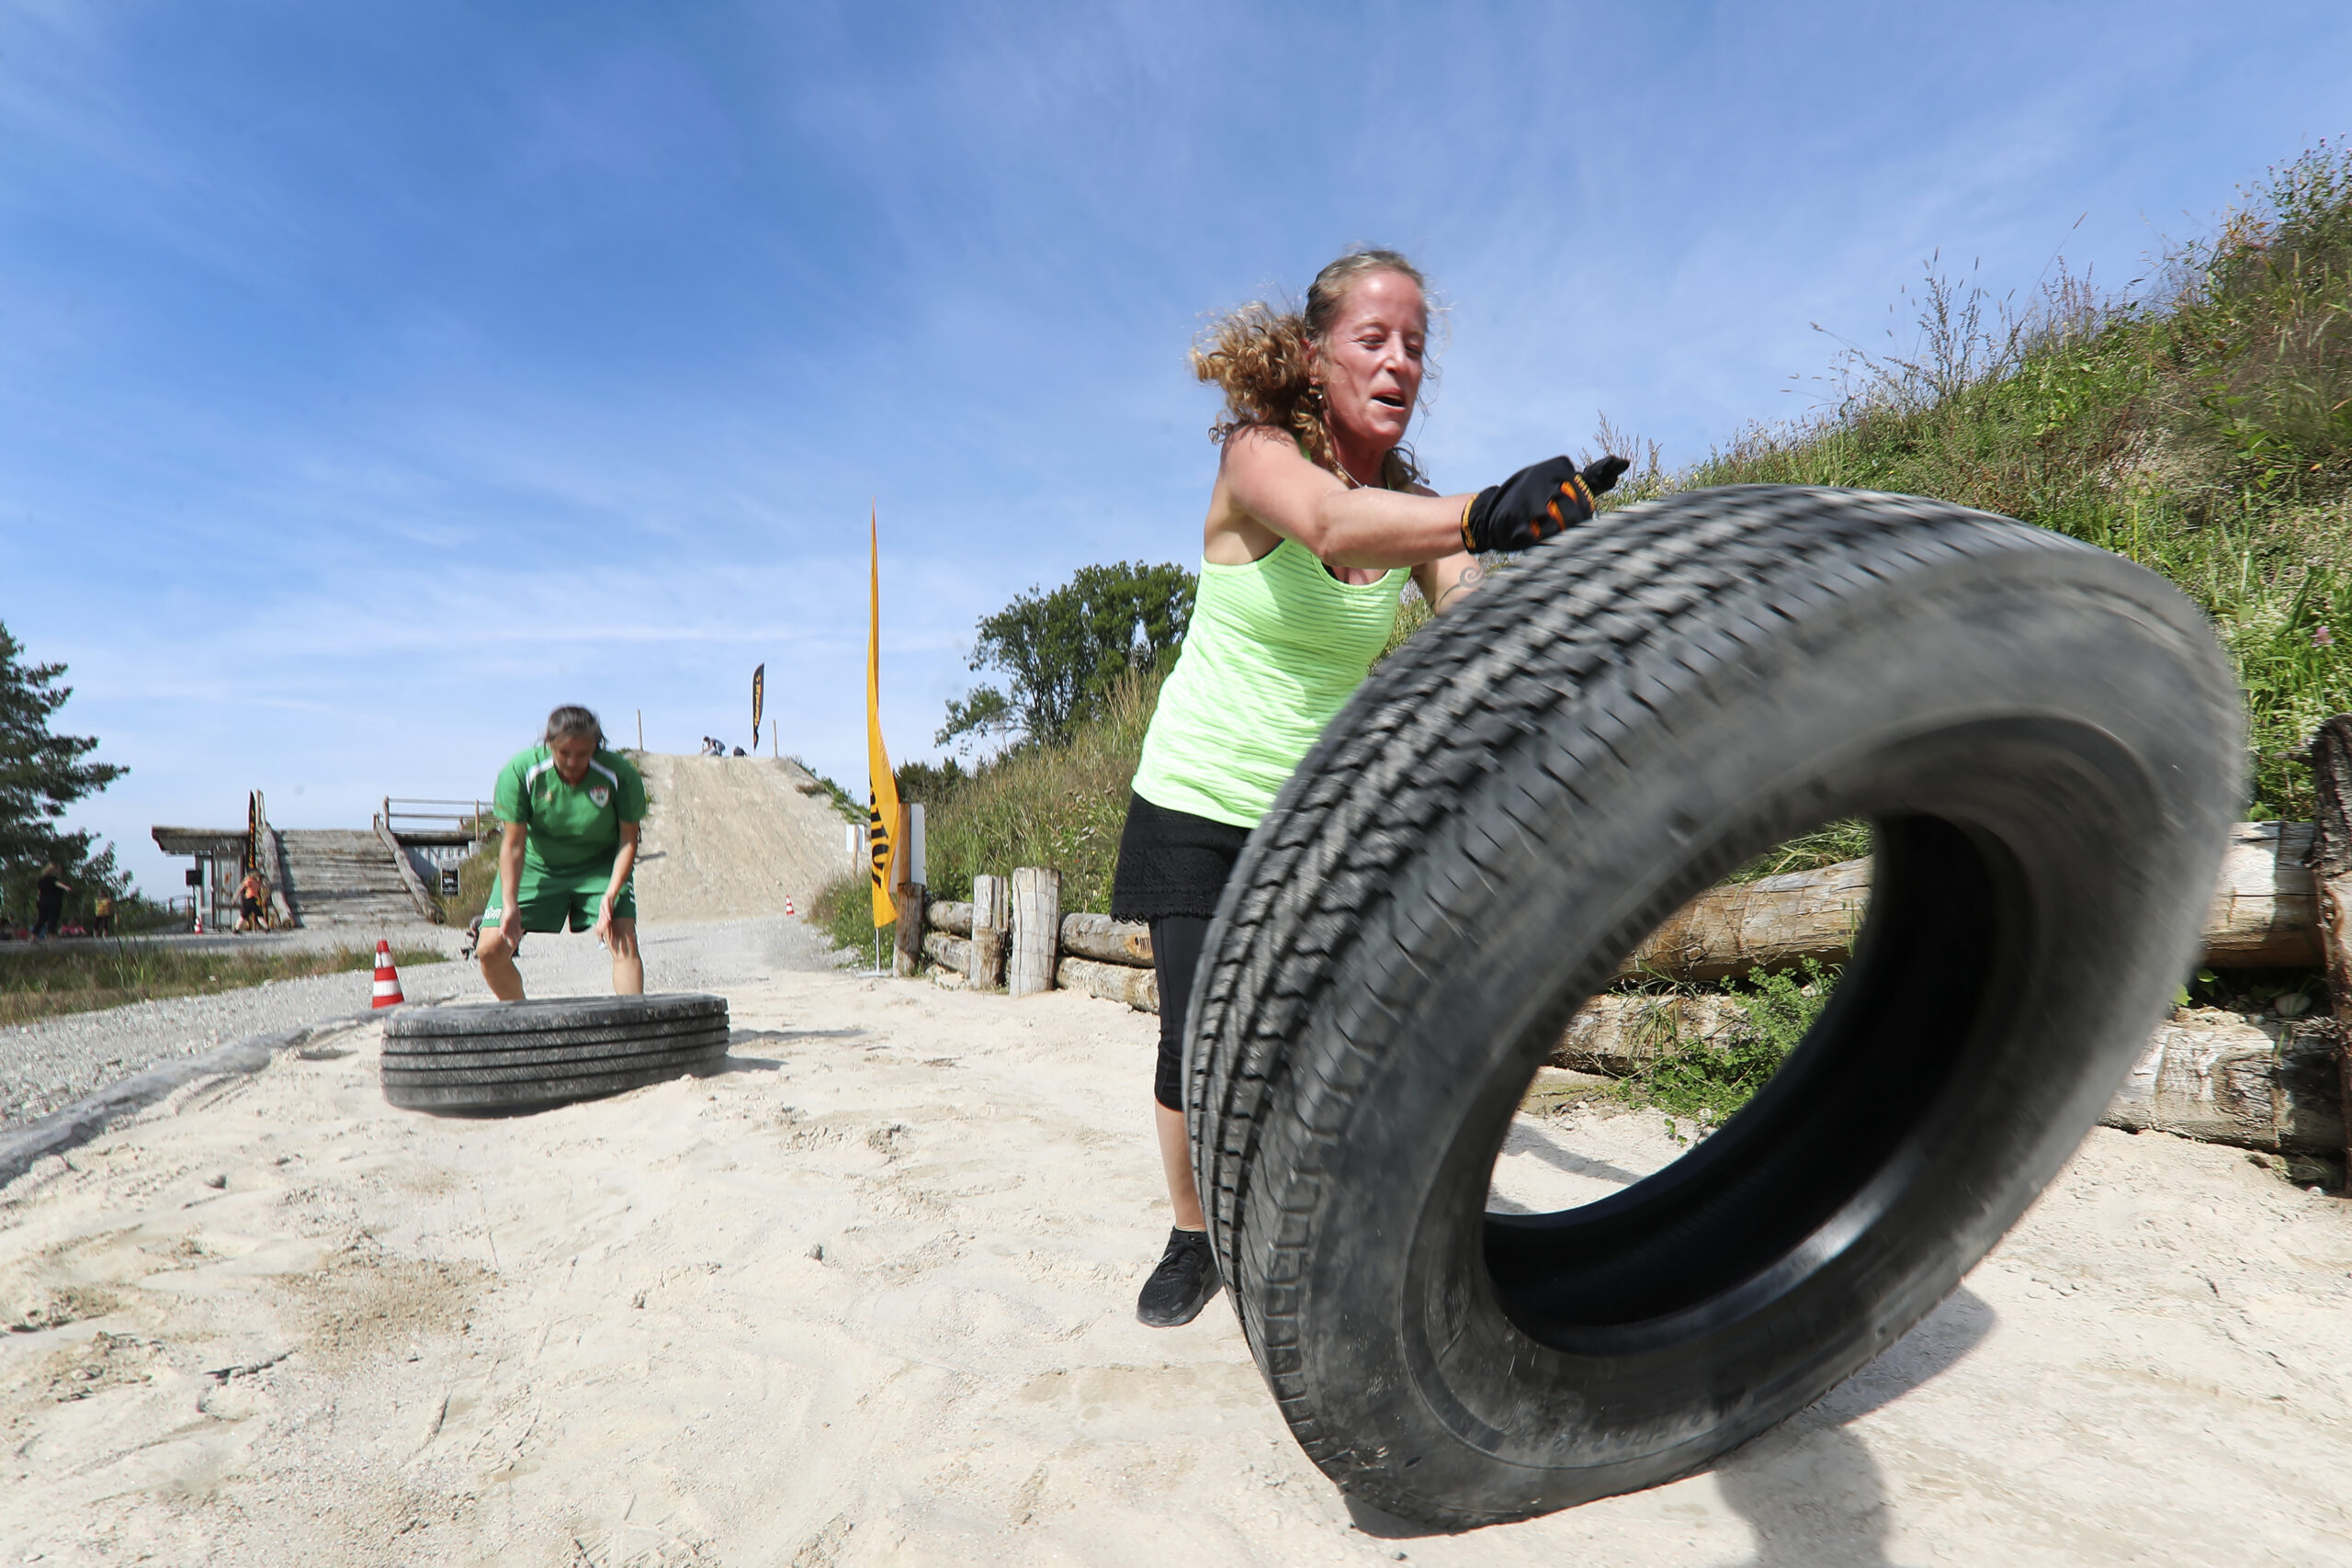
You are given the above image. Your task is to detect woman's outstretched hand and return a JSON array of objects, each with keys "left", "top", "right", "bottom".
[{"left": 1459, "top": 454, "right": 1630, "bottom": 553}]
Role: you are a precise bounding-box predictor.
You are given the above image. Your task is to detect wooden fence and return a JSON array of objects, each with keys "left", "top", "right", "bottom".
[{"left": 899, "top": 810, "right": 2350, "bottom": 1165}]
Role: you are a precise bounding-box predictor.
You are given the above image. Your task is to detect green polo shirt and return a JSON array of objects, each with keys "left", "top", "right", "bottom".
[{"left": 492, "top": 746, "right": 648, "bottom": 875}]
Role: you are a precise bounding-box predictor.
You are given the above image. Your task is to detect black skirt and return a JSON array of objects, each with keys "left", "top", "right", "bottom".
[{"left": 1111, "top": 792, "right": 1251, "bottom": 923}]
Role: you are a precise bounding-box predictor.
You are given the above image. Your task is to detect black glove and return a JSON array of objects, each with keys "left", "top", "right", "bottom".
[{"left": 1459, "top": 453, "right": 1626, "bottom": 553}]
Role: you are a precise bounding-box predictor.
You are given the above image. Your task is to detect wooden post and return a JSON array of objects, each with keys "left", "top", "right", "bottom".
[
  {"left": 894, "top": 883, "right": 926, "bottom": 977},
  {"left": 892, "top": 802, "right": 927, "bottom": 977},
  {"left": 971, "top": 873, "right": 1010, "bottom": 990},
  {"left": 2306, "top": 716, "right": 2352, "bottom": 1184},
  {"left": 1008, "top": 866, "right": 1061, "bottom": 998}
]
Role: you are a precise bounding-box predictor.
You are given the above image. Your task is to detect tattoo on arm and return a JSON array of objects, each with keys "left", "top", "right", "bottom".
[{"left": 1433, "top": 561, "right": 1487, "bottom": 614}]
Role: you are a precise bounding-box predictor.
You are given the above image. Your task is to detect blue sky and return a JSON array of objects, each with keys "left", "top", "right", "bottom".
[{"left": 4, "top": 1, "right": 2348, "bottom": 897}]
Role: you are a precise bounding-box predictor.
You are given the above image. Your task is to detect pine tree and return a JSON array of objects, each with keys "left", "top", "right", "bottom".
[{"left": 0, "top": 623, "right": 128, "bottom": 919}]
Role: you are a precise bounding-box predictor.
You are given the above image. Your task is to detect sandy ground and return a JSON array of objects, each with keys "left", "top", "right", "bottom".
[{"left": 3, "top": 965, "right": 2349, "bottom": 1566}]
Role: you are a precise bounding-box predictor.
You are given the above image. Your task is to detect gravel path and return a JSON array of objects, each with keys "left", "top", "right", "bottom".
[{"left": 0, "top": 917, "right": 846, "bottom": 1127}]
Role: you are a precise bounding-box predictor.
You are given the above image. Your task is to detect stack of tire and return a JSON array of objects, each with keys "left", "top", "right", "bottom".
[{"left": 381, "top": 994, "right": 731, "bottom": 1113}]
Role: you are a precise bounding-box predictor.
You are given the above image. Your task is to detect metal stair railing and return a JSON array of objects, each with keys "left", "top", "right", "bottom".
[{"left": 383, "top": 797, "right": 492, "bottom": 848}]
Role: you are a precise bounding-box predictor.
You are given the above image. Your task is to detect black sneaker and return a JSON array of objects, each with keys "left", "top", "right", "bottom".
[{"left": 1136, "top": 1227, "right": 1219, "bottom": 1327}]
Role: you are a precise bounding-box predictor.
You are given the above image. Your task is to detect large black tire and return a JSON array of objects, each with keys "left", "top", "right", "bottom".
[
  {"left": 1189, "top": 486, "right": 2241, "bottom": 1527},
  {"left": 382, "top": 993, "right": 730, "bottom": 1113}
]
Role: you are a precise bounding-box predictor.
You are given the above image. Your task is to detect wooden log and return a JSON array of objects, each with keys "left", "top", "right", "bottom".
[
  {"left": 1057, "top": 954, "right": 1159, "bottom": 1011},
  {"left": 2103, "top": 1010, "right": 2344, "bottom": 1154},
  {"left": 893, "top": 883, "right": 925, "bottom": 978},
  {"left": 1613, "top": 859, "right": 1871, "bottom": 984},
  {"left": 969, "top": 818, "right": 2323, "bottom": 998},
  {"left": 2307, "top": 716, "right": 2352, "bottom": 1180},
  {"left": 1551, "top": 992, "right": 1750, "bottom": 1075},
  {"left": 1059, "top": 911, "right": 1153, "bottom": 966},
  {"left": 1008, "top": 867, "right": 1060, "bottom": 998},
  {"left": 927, "top": 900, "right": 974, "bottom": 937},
  {"left": 2202, "top": 820, "right": 2324, "bottom": 966},
  {"left": 1551, "top": 992, "right": 2342, "bottom": 1155},
  {"left": 1607, "top": 821, "right": 2320, "bottom": 985},
  {"left": 970, "top": 874, "right": 1009, "bottom": 991},
  {"left": 923, "top": 930, "right": 972, "bottom": 974}
]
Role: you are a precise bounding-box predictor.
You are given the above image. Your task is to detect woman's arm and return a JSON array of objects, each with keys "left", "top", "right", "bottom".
[
  {"left": 594, "top": 821, "right": 640, "bottom": 946},
  {"left": 496, "top": 821, "right": 526, "bottom": 941},
  {"left": 1415, "top": 553, "right": 1487, "bottom": 614},
  {"left": 1216, "top": 426, "right": 1472, "bottom": 569}
]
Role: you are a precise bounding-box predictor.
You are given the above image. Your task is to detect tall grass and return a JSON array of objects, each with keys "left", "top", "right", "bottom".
[
  {"left": 810, "top": 871, "right": 889, "bottom": 965},
  {"left": 917, "top": 668, "right": 1160, "bottom": 915},
  {"left": 1676, "top": 143, "right": 2352, "bottom": 817},
  {"left": 0, "top": 942, "right": 447, "bottom": 1027},
  {"left": 436, "top": 829, "right": 500, "bottom": 927}
]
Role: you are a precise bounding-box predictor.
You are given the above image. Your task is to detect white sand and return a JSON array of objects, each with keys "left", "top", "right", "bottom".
[{"left": 3, "top": 967, "right": 2348, "bottom": 1565}]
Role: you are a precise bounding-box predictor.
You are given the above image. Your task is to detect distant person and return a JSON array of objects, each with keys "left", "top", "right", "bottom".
[
  {"left": 32, "top": 863, "right": 70, "bottom": 941},
  {"left": 730, "top": 745, "right": 745, "bottom": 756},
  {"left": 476, "top": 705, "right": 649, "bottom": 1000},
  {"left": 235, "top": 869, "right": 270, "bottom": 932},
  {"left": 1112, "top": 249, "right": 1625, "bottom": 1326},
  {"left": 91, "top": 893, "right": 115, "bottom": 938}
]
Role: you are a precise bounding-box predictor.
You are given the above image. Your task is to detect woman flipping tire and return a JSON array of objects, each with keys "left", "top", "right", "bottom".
[
  {"left": 1112, "top": 249, "right": 1629, "bottom": 1326},
  {"left": 1187, "top": 484, "right": 2241, "bottom": 1525}
]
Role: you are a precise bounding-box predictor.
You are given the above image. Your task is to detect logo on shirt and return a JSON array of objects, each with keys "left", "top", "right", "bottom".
[{"left": 589, "top": 786, "right": 610, "bottom": 807}]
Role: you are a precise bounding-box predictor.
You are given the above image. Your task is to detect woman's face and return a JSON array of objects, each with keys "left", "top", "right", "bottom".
[
  {"left": 1314, "top": 270, "right": 1427, "bottom": 454},
  {"left": 551, "top": 734, "right": 598, "bottom": 785}
]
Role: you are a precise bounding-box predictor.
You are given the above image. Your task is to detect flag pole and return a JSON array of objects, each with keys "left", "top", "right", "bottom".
[{"left": 865, "top": 504, "right": 903, "bottom": 976}]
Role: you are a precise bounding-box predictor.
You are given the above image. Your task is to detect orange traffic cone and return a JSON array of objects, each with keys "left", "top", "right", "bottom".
[
  {"left": 784, "top": 897, "right": 797, "bottom": 918},
  {"left": 371, "top": 939, "right": 405, "bottom": 1009}
]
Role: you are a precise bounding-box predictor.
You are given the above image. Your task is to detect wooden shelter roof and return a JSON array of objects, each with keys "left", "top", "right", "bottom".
[{"left": 151, "top": 827, "right": 245, "bottom": 856}]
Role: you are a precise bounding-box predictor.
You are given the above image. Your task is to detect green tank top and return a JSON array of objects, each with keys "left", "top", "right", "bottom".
[{"left": 1133, "top": 536, "right": 1407, "bottom": 829}]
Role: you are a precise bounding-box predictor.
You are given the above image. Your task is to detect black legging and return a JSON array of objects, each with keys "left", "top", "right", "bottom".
[{"left": 1150, "top": 915, "right": 1211, "bottom": 1111}]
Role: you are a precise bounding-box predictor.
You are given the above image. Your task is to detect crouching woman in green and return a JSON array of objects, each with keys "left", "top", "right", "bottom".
[{"left": 477, "top": 705, "right": 649, "bottom": 999}]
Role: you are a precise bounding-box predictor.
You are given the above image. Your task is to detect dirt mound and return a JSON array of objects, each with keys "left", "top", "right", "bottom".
[{"left": 628, "top": 754, "right": 854, "bottom": 924}]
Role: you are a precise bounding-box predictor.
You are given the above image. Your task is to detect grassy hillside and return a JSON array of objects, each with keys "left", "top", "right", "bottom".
[{"left": 1626, "top": 143, "right": 2351, "bottom": 818}]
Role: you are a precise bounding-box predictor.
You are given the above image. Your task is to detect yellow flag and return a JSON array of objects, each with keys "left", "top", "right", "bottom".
[{"left": 865, "top": 507, "right": 902, "bottom": 927}]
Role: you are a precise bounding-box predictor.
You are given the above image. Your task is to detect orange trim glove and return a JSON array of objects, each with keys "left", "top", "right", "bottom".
[{"left": 1459, "top": 455, "right": 1629, "bottom": 553}]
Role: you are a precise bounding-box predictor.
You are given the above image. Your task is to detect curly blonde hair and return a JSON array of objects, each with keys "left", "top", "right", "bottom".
[{"left": 1192, "top": 249, "right": 1430, "bottom": 490}]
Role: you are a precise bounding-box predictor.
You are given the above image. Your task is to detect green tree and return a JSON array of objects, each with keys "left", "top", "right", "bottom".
[
  {"left": 0, "top": 623, "right": 129, "bottom": 919},
  {"left": 894, "top": 757, "right": 968, "bottom": 807},
  {"left": 938, "top": 561, "right": 1195, "bottom": 750}
]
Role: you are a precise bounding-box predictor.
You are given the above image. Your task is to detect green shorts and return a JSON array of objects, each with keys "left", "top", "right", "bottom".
[{"left": 484, "top": 863, "right": 637, "bottom": 933}]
